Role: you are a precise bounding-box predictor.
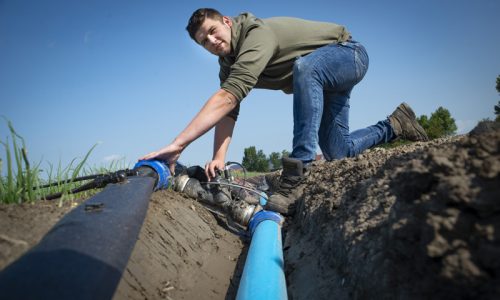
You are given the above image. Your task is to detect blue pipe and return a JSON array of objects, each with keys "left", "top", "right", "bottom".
[{"left": 236, "top": 210, "right": 287, "bottom": 300}]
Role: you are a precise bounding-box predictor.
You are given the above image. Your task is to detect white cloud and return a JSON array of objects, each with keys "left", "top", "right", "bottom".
[
  {"left": 84, "top": 31, "right": 92, "bottom": 44},
  {"left": 102, "top": 154, "right": 124, "bottom": 163}
]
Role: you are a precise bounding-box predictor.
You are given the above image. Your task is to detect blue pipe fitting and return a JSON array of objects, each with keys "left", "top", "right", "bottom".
[
  {"left": 247, "top": 210, "right": 282, "bottom": 236},
  {"left": 259, "top": 192, "right": 268, "bottom": 206},
  {"left": 134, "top": 160, "right": 172, "bottom": 190},
  {"left": 237, "top": 210, "right": 287, "bottom": 300}
]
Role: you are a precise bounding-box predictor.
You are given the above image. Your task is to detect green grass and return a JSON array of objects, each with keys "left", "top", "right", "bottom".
[
  {"left": 0, "top": 119, "right": 126, "bottom": 204},
  {"left": 375, "top": 139, "right": 414, "bottom": 149},
  {"left": 230, "top": 169, "right": 267, "bottom": 180},
  {"left": 40, "top": 144, "right": 99, "bottom": 204},
  {"left": 0, "top": 118, "right": 43, "bottom": 204}
]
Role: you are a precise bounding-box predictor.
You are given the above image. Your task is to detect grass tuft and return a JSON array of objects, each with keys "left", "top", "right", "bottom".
[
  {"left": 0, "top": 118, "right": 43, "bottom": 203},
  {"left": 375, "top": 139, "right": 413, "bottom": 149},
  {"left": 1, "top": 119, "right": 123, "bottom": 204}
]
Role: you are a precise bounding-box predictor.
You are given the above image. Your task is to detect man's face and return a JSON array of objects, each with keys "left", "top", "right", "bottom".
[{"left": 195, "top": 16, "right": 232, "bottom": 57}]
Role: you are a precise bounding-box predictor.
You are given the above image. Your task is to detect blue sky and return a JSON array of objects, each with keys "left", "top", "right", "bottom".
[{"left": 1, "top": 0, "right": 499, "bottom": 171}]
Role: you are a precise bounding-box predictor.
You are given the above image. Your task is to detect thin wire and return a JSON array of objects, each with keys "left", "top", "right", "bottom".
[
  {"left": 225, "top": 161, "right": 247, "bottom": 183},
  {"left": 225, "top": 161, "right": 248, "bottom": 200}
]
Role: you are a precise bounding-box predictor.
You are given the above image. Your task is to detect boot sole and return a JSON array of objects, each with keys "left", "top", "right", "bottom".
[{"left": 398, "top": 103, "right": 429, "bottom": 141}]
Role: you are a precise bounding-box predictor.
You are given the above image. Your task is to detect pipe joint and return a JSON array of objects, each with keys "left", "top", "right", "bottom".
[
  {"left": 248, "top": 210, "right": 284, "bottom": 236},
  {"left": 134, "top": 160, "right": 172, "bottom": 190}
]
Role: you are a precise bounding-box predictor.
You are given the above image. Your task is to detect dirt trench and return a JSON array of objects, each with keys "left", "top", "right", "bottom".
[{"left": 113, "top": 190, "right": 246, "bottom": 300}]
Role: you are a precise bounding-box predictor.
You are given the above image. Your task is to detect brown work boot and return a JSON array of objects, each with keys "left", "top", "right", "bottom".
[
  {"left": 389, "top": 102, "right": 429, "bottom": 141},
  {"left": 266, "top": 157, "right": 309, "bottom": 216}
]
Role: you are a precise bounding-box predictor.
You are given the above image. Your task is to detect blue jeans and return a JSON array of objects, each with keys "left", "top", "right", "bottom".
[{"left": 291, "top": 41, "right": 395, "bottom": 162}]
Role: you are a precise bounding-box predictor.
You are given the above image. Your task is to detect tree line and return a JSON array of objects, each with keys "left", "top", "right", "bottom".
[
  {"left": 495, "top": 75, "right": 500, "bottom": 122},
  {"left": 242, "top": 147, "right": 289, "bottom": 172},
  {"left": 417, "top": 106, "right": 457, "bottom": 139}
]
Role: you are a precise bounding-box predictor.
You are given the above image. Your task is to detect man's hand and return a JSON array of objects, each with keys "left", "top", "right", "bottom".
[
  {"left": 205, "top": 159, "right": 225, "bottom": 180},
  {"left": 139, "top": 142, "right": 183, "bottom": 175}
]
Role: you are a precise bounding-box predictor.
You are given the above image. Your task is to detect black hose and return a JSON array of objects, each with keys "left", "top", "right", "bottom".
[
  {"left": 42, "top": 169, "right": 136, "bottom": 200},
  {"left": 0, "top": 167, "right": 158, "bottom": 299},
  {"left": 35, "top": 174, "right": 104, "bottom": 190}
]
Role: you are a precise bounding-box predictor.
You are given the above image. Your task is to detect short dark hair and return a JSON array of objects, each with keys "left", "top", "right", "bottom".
[{"left": 186, "top": 8, "right": 224, "bottom": 42}]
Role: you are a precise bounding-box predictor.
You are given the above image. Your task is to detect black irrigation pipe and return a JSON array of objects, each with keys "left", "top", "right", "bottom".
[{"left": 0, "top": 163, "right": 162, "bottom": 300}]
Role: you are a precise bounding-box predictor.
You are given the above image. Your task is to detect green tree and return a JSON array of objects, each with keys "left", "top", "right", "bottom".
[
  {"left": 495, "top": 75, "right": 500, "bottom": 122},
  {"left": 256, "top": 149, "right": 269, "bottom": 172},
  {"left": 495, "top": 101, "right": 500, "bottom": 122},
  {"left": 242, "top": 146, "right": 269, "bottom": 172},
  {"left": 268, "top": 152, "right": 281, "bottom": 170},
  {"left": 242, "top": 146, "right": 258, "bottom": 171},
  {"left": 418, "top": 106, "right": 457, "bottom": 139},
  {"left": 417, "top": 115, "right": 430, "bottom": 132},
  {"left": 281, "top": 150, "right": 290, "bottom": 158}
]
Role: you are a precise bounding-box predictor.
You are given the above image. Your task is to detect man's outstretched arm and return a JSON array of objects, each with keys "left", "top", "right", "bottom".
[
  {"left": 205, "top": 115, "right": 236, "bottom": 178},
  {"left": 139, "top": 89, "right": 238, "bottom": 173}
]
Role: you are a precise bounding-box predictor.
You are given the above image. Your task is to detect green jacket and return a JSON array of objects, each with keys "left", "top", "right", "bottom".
[{"left": 220, "top": 13, "right": 351, "bottom": 104}]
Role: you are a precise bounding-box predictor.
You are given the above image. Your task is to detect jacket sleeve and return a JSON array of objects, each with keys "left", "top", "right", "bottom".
[{"left": 220, "top": 24, "right": 278, "bottom": 101}]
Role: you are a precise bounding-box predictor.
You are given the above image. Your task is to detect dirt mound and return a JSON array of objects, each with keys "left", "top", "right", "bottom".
[{"left": 284, "top": 124, "right": 500, "bottom": 299}]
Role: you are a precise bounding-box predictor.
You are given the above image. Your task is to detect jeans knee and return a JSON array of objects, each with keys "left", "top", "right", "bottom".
[{"left": 320, "top": 139, "right": 357, "bottom": 161}]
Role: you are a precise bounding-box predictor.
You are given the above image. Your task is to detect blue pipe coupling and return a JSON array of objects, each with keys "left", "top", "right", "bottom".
[
  {"left": 133, "top": 160, "right": 172, "bottom": 190},
  {"left": 237, "top": 211, "right": 287, "bottom": 300}
]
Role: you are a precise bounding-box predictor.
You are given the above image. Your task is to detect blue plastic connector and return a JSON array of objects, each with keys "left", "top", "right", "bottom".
[
  {"left": 133, "top": 160, "right": 171, "bottom": 190},
  {"left": 248, "top": 210, "right": 283, "bottom": 236}
]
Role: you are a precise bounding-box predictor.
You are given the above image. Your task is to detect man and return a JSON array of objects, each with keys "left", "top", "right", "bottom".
[{"left": 140, "top": 8, "right": 428, "bottom": 215}]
